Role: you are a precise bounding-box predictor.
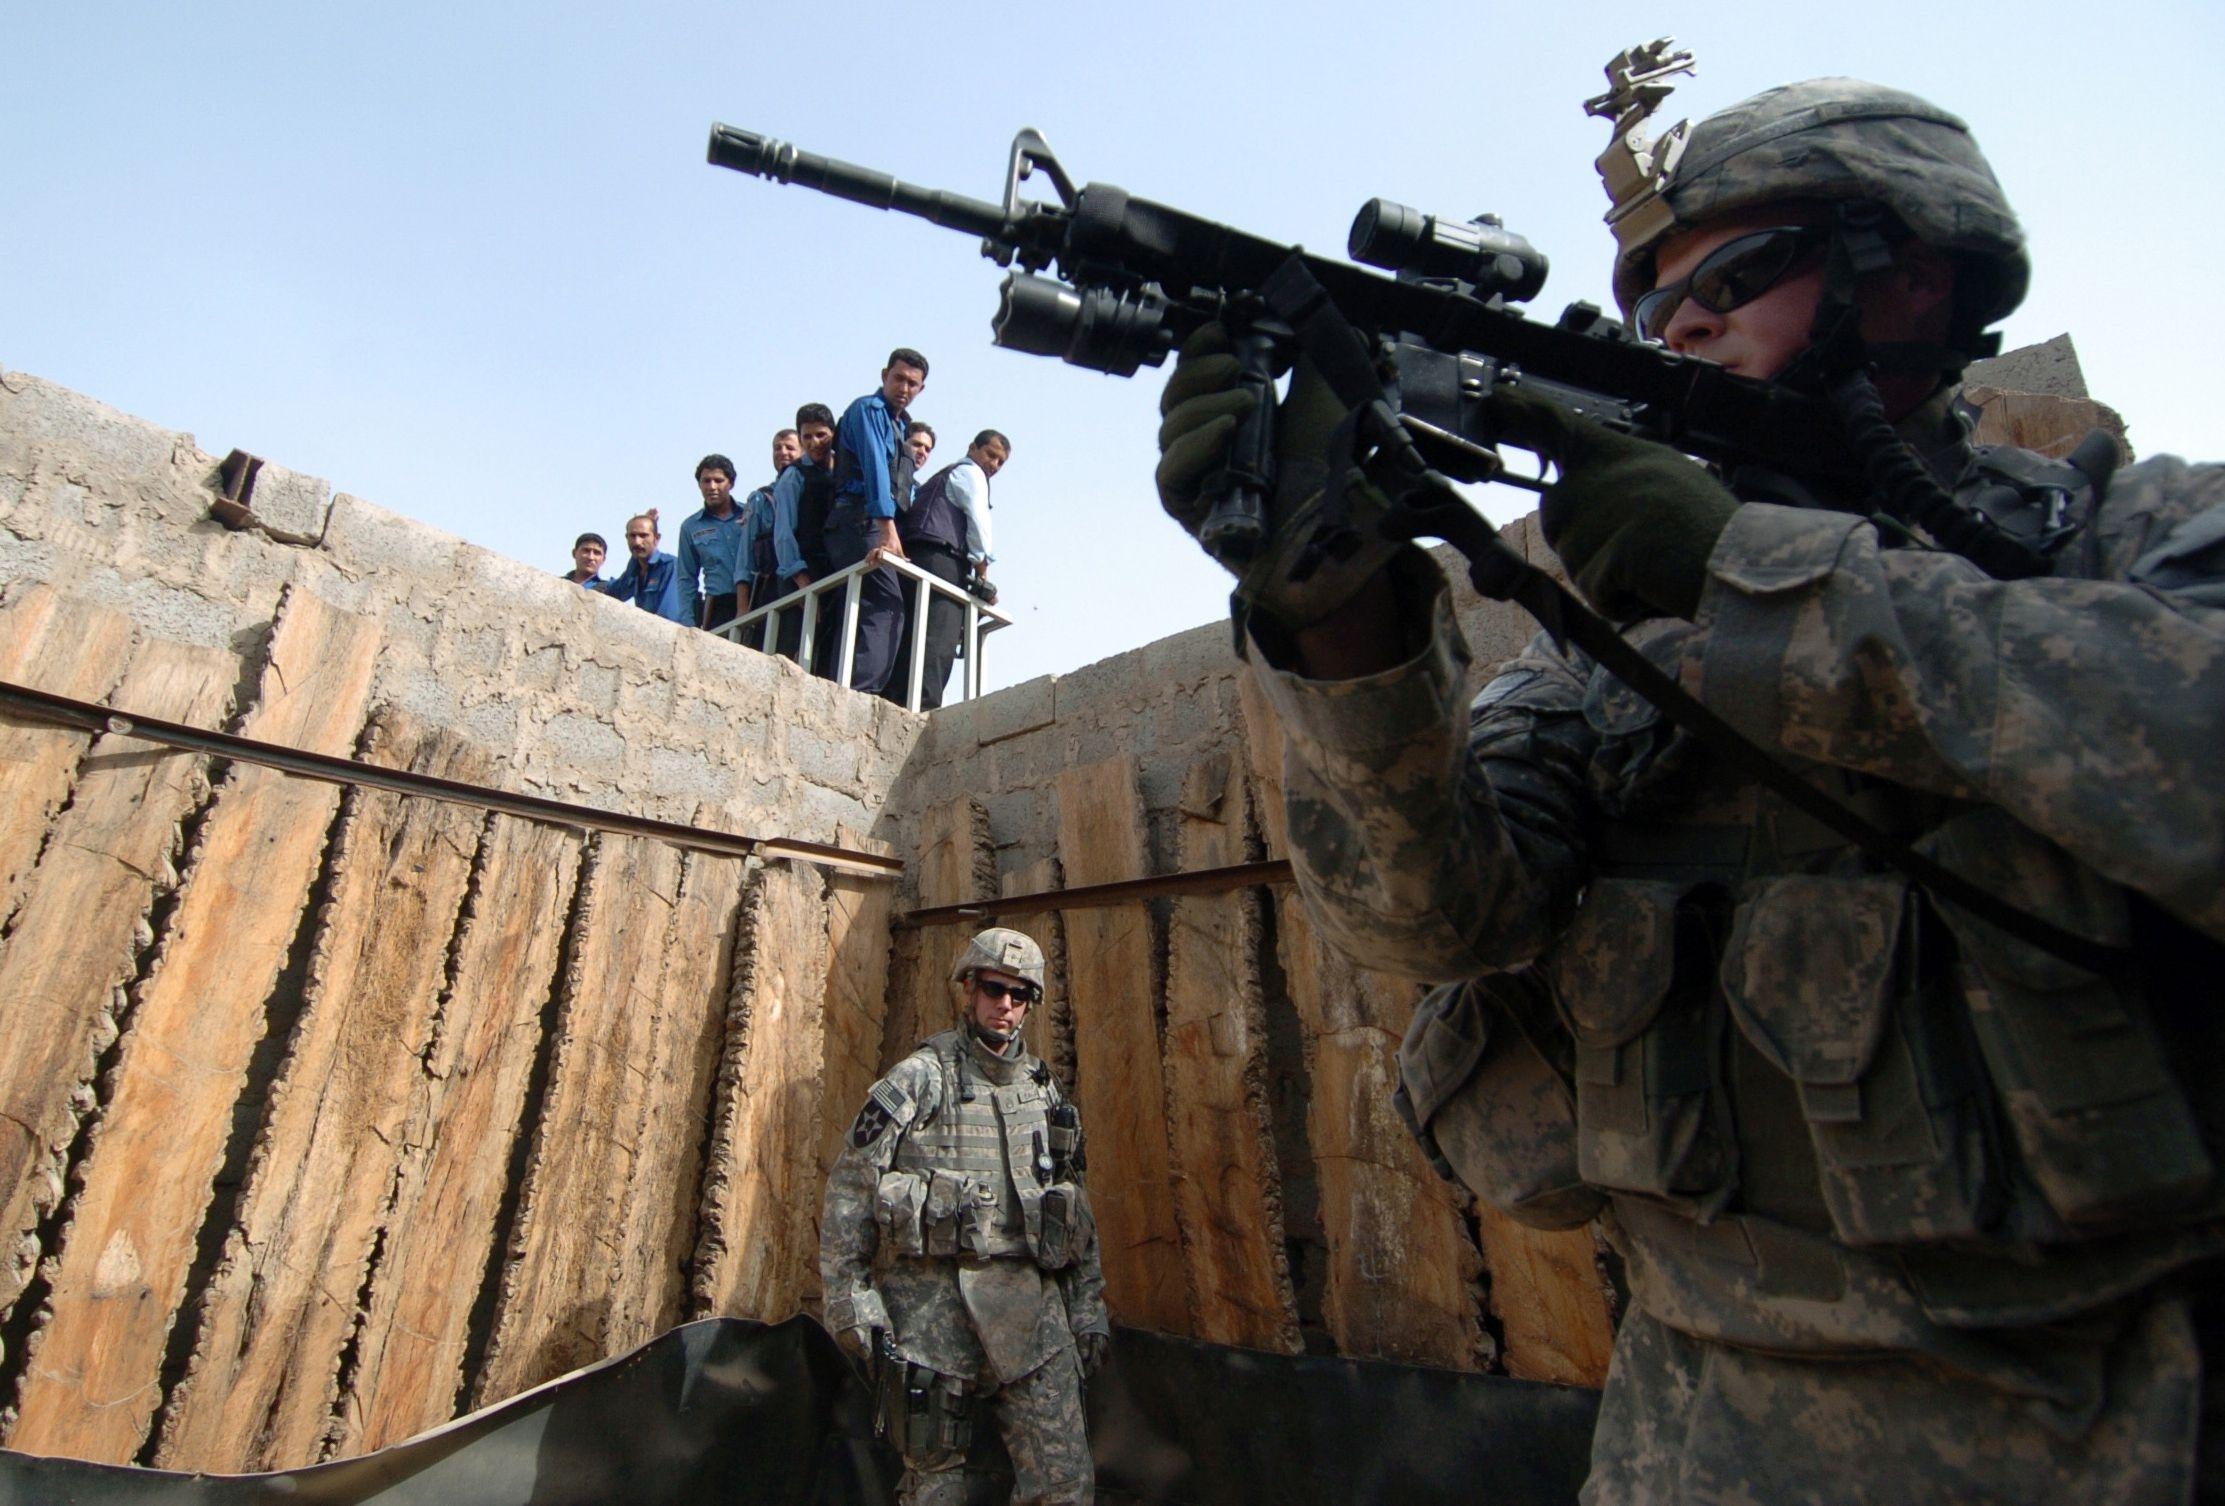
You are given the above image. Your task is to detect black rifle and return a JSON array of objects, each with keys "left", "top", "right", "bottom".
[
  {"left": 705, "top": 126, "right": 2125, "bottom": 976},
  {"left": 707, "top": 124, "right": 1864, "bottom": 564}
]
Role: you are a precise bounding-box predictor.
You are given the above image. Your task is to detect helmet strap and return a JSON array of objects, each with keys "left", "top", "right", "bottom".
[
  {"left": 1775, "top": 201, "right": 1896, "bottom": 392},
  {"left": 1782, "top": 202, "right": 2004, "bottom": 390}
]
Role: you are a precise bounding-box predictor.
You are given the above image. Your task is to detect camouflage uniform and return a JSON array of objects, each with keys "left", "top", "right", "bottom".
[
  {"left": 822, "top": 1023, "right": 1107, "bottom": 1505},
  {"left": 1246, "top": 78, "right": 2225, "bottom": 1506}
]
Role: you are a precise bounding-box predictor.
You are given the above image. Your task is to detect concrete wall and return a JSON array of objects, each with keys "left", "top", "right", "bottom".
[
  {"left": 0, "top": 369, "right": 927, "bottom": 1471},
  {"left": 0, "top": 369, "right": 921, "bottom": 838}
]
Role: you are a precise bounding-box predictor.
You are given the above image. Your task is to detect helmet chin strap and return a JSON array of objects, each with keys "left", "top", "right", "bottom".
[
  {"left": 1746, "top": 201, "right": 2049, "bottom": 579},
  {"left": 1772, "top": 201, "right": 1897, "bottom": 393},
  {"left": 1775, "top": 202, "right": 1996, "bottom": 394}
]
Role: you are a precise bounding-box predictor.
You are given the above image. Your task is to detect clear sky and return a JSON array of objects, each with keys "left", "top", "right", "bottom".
[{"left": 7, "top": 2, "right": 2215, "bottom": 694}]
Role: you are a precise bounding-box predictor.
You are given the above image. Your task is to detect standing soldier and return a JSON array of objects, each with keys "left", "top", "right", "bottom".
[
  {"left": 822, "top": 928, "right": 1109, "bottom": 1505},
  {"left": 1155, "top": 52, "right": 2225, "bottom": 1506}
]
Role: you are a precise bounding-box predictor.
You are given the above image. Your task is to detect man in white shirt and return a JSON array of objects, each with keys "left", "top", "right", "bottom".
[{"left": 886, "top": 429, "right": 1008, "bottom": 710}]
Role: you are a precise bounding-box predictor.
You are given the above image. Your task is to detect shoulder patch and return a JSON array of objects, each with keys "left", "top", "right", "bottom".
[{"left": 848, "top": 1079, "right": 917, "bottom": 1149}]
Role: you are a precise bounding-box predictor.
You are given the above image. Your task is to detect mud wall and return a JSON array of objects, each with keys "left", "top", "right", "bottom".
[{"left": 0, "top": 371, "right": 917, "bottom": 1471}]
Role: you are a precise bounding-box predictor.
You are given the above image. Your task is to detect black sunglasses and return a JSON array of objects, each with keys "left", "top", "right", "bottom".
[
  {"left": 973, "top": 977, "right": 1039, "bottom": 1005},
  {"left": 1633, "top": 226, "right": 1825, "bottom": 342}
]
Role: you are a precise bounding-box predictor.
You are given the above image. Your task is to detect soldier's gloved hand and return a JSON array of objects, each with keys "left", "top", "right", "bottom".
[
  {"left": 837, "top": 1324, "right": 872, "bottom": 1361},
  {"left": 1076, "top": 1331, "right": 1110, "bottom": 1377},
  {"left": 1155, "top": 323, "right": 1406, "bottom": 632},
  {"left": 1495, "top": 389, "right": 1739, "bottom": 621}
]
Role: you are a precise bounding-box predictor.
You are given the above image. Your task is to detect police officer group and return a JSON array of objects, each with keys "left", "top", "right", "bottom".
[{"left": 560, "top": 346, "right": 1011, "bottom": 710}]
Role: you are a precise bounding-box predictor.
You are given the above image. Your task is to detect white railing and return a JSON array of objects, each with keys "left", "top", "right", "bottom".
[{"left": 715, "top": 553, "right": 1013, "bottom": 712}]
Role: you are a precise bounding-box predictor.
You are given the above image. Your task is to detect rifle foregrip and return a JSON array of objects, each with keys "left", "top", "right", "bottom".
[
  {"left": 1197, "top": 332, "right": 1280, "bottom": 565},
  {"left": 1197, "top": 492, "right": 1264, "bottom": 563}
]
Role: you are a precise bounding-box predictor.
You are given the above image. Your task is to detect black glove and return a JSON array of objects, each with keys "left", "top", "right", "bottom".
[
  {"left": 1076, "top": 1330, "right": 1110, "bottom": 1377},
  {"left": 1155, "top": 323, "right": 1402, "bottom": 631},
  {"left": 1502, "top": 391, "right": 1738, "bottom": 621}
]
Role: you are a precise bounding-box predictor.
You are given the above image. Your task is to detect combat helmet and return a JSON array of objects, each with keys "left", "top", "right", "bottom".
[
  {"left": 951, "top": 927, "right": 1045, "bottom": 994},
  {"left": 1591, "top": 43, "right": 2027, "bottom": 356}
]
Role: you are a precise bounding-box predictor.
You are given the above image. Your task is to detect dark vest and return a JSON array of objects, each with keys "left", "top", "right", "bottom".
[
  {"left": 748, "top": 485, "right": 779, "bottom": 581},
  {"left": 784, "top": 460, "right": 835, "bottom": 576},
  {"left": 900, "top": 462, "right": 972, "bottom": 555}
]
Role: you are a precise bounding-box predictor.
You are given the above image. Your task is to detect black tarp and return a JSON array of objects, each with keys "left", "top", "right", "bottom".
[{"left": 0, "top": 1318, "right": 1598, "bottom": 1505}]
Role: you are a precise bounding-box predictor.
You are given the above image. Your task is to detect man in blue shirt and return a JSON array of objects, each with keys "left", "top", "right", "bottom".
[
  {"left": 560, "top": 532, "right": 607, "bottom": 588},
  {"left": 598, "top": 512, "right": 688, "bottom": 624},
  {"left": 676, "top": 453, "right": 750, "bottom": 632},
  {"left": 762, "top": 404, "right": 839, "bottom": 663},
  {"left": 737, "top": 428, "right": 802, "bottom": 651},
  {"left": 822, "top": 347, "right": 928, "bottom": 691}
]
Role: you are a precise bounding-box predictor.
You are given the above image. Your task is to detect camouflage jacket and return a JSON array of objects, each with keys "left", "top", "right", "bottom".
[
  {"left": 1251, "top": 410, "right": 2225, "bottom": 1400},
  {"left": 821, "top": 1028, "right": 1109, "bottom": 1384}
]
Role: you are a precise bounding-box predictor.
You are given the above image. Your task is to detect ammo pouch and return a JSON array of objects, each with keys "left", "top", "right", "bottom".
[
  {"left": 1395, "top": 972, "right": 1603, "bottom": 1230},
  {"left": 874, "top": 1172, "right": 928, "bottom": 1258},
  {"left": 1721, "top": 876, "right": 1998, "bottom": 1246},
  {"left": 1031, "top": 1181, "right": 1088, "bottom": 1270},
  {"left": 1929, "top": 811, "right": 2215, "bottom": 1229},
  {"left": 1552, "top": 880, "right": 1734, "bottom": 1214},
  {"left": 1047, "top": 1103, "right": 1085, "bottom": 1178},
  {"left": 923, "top": 1169, "right": 993, "bottom": 1258},
  {"left": 873, "top": 1337, "right": 974, "bottom": 1465}
]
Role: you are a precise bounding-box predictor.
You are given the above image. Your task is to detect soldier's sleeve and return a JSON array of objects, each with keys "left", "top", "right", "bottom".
[
  {"left": 818, "top": 1054, "right": 939, "bottom": 1335},
  {"left": 1694, "top": 468, "right": 2225, "bottom": 940},
  {"left": 1057, "top": 1101, "right": 1111, "bottom": 1340},
  {"left": 1247, "top": 549, "right": 1595, "bottom": 980}
]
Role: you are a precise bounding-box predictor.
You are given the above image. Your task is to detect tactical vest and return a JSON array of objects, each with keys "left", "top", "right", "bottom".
[
  {"left": 747, "top": 486, "right": 778, "bottom": 581},
  {"left": 899, "top": 462, "right": 971, "bottom": 555},
  {"left": 1421, "top": 429, "right": 2225, "bottom": 1353},
  {"left": 881, "top": 1032, "right": 1085, "bottom": 1270},
  {"left": 783, "top": 461, "right": 835, "bottom": 576}
]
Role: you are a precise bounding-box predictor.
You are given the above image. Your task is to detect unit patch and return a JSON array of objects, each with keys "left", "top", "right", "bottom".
[{"left": 849, "top": 1078, "right": 916, "bottom": 1149}]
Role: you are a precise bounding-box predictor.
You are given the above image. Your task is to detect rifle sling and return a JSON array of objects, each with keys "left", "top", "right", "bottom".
[{"left": 1257, "top": 255, "right": 2132, "bottom": 980}]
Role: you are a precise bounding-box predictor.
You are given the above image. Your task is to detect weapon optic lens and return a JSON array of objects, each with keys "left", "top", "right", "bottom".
[{"left": 1348, "top": 199, "right": 1548, "bottom": 303}]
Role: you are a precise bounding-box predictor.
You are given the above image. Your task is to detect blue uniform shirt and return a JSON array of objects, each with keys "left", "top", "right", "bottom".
[
  {"left": 739, "top": 484, "right": 778, "bottom": 582},
  {"left": 599, "top": 550, "right": 688, "bottom": 623},
  {"left": 770, "top": 457, "right": 830, "bottom": 583},
  {"left": 832, "top": 390, "right": 904, "bottom": 521},
  {"left": 674, "top": 503, "right": 749, "bottom": 621}
]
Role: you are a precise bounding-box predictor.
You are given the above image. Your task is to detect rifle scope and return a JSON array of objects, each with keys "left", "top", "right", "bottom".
[{"left": 1348, "top": 200, "right": 1549, "bottom": 302}]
